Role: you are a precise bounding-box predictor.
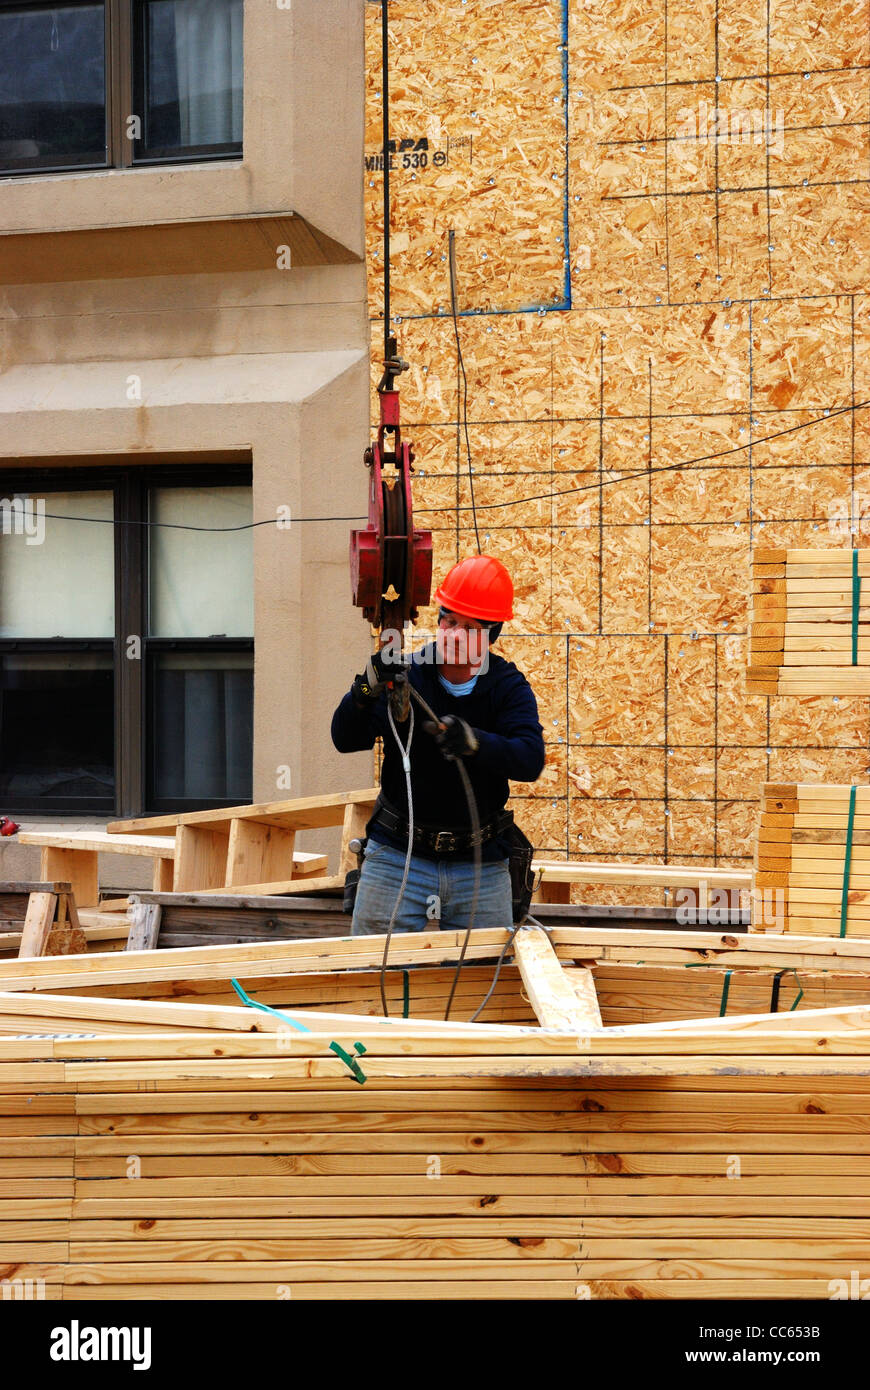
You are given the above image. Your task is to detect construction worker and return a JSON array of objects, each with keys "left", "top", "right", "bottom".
[{"left": 331, "top": 554, "right": 545, "bottom": 934}]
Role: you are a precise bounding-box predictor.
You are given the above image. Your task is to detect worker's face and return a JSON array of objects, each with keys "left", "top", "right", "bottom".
[{"left": 436, "top": 611, "right": 488, "bottom": 666}]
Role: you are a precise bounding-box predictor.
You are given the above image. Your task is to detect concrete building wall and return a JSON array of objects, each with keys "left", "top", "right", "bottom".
[{"left": 0, "top": 0, "right": 374, "bottom": 881}]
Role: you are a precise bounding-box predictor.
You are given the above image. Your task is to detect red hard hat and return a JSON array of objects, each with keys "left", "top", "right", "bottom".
[{"left": 434, "top": 554, "right": 514, "bottom": 622}]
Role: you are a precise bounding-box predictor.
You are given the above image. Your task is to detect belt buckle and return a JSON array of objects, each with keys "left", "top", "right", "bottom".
[{"left": 432, "top": 830, "right": 456, "bottom": 853}]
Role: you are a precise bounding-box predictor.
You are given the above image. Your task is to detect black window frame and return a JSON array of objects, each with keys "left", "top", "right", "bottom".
[
  {"left": 0, "top": 0, "right": 244, "bottom": 178},
  {"left": 0, "top": 462, "right": 254, "bottom": 817}
]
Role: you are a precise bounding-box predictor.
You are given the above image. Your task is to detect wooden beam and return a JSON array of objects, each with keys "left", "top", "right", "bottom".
[
  {"left": 108, "top": 788, "right": 380, "bottom": 836},
  {"left": 533, "top": 862, "right": 751, "bottom": 890},
  {"left": 20, "top": 831, "right": 177, "bottom": 858},
  {"left": 513, "top": 928, "right": 602, "bottom": 1032},
  {"left": 39, "top": 850, "right": 98, "bottom": 910},
  {"left": 570, "top": 967, "right": 604, "bottom": 1031},
  {"left": 18, "top": 893, "right": 57, "bottom": 959},
  {"left": 125, "top": 904, "right": 162, "bottom": 954}
]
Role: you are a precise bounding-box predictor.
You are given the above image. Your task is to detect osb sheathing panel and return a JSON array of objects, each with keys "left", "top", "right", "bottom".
[{"left": 362, "top": 0, "right": 870, "bottom": 903}]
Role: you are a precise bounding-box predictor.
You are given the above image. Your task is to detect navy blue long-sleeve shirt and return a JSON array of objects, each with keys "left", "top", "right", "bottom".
[{"left": 331, "top": 642, "right": 546, "bottom": 861}]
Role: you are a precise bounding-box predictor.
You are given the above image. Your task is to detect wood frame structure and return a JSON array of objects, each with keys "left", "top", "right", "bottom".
[
  {"left": 0, "top": 881, "right": 86, "bottom": 959},
  {"left": 106, "top": 787, "right": 378, "bottom": 897}
]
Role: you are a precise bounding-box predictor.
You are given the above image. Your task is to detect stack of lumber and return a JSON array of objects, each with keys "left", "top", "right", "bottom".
[
  {"left": 121, "top": 888, "right": 749, "bottom": 954},
  {"left": 6, "top": 924, "right": 870, "bottom": 1020},
  {"left": 588, "top": 963, "right": 868, "bottom": 1025},
  {"left": 749, "top": 547, "right": 870, "bottom": 695},
  {"left": 754, "top": 783, "right": 870, "bottom": 937},
  {"left": 2, "top": 924, "right": 870, "bottom": 1299}
]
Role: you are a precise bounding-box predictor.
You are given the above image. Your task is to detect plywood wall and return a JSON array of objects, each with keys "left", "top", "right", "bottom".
[{"left": 363, "top": 0, "right": 870, "bottom": 902}]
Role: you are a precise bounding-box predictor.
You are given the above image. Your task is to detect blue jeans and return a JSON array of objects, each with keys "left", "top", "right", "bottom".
[{"left": 351, "top": 838, "right": 513, "bottom": 934}]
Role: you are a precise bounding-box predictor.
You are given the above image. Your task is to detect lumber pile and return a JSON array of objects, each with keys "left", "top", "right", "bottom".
[
  {"left": 754, "top": 783, "right": 870, "bottom": 937},
  {"left": 1, "top": 922, "right": 870, "bottom": 1298},
  {"left": 748, "top": 548, "right": 870, "bottom": 695}
]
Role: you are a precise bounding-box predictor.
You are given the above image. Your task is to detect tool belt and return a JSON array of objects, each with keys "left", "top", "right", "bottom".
[
  {"left": 370, "top": 793, "right": 538, "bottom": 924},
  {"left": 372, "top": 792, "right": 514, "bottom": 855}
]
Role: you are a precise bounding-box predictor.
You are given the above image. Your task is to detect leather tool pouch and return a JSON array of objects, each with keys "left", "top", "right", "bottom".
[
  {"left": 503, "top": 818, "right": 536, "bottom": 924},
  {"left": 342, "top": 838, "right": 369, "bottom": 915}
]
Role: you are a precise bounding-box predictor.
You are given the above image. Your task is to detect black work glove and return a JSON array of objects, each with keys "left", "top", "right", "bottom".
[
  {"left": 423, "top": 714, "right": 479, "bottom": 760},
  {"left": 352, "top": 648, "right": 409, "bottom": 706}
]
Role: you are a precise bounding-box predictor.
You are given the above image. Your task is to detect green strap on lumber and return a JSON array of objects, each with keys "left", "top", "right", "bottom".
[
  {"left": 230, "top": 978, "right": 311, "bottom": 1033},
  {"left": 839, "top": 785, "right": 857, "bottom": 938},
  {"left": 329, "top": 1040, "right": 368, "bottom": 1085},
  {"left": 231, "top": 978, "right": 367, "bottom": 1085},
  {"left": 853, "top": 548, "right": 862, "bottom": 666},
  {"left": 770, "top": 968, "right": 804, "bottom": 1013},
  {"left": 719, "top": 970, "right": 732, "bottom": 1017},
  {"left": 402, "top": 969, "right": 410, "bottom": 1019}
]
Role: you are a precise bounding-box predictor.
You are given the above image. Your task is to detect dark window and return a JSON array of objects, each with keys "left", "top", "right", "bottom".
[
  {"left": 150, "top": 652, "right": 253, "bottom": 806},
  {"left": 134, "top": 0, "right": 243, "bottom": 162},
  {"left": 0, "top": 467, "right": 253, "bottom": 815},
  {"left": 0, "top": 652, "right": 115, "bottom": 806},
  {"left": 0, "top": 0, "right": 243, "bottom": 176},
  {"left": 0, "top": 3, "right": 106, "bottom": 171}
]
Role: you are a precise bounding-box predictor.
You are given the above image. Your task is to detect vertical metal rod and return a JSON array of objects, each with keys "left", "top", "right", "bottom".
[{"left": 382, "top": 0, "right": 390, "bottom": 363}]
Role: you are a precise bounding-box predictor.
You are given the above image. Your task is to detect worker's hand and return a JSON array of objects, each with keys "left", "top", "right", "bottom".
[
  {"left": 352, "top": 648, "right": 408, "bottom": 705},
  {"left": 423, "top": 714, "right": 479, "bottom": 760}
]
